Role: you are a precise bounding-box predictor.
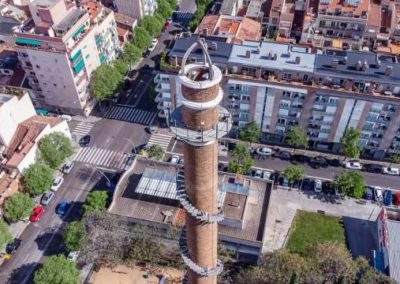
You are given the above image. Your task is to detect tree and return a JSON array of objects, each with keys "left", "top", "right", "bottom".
[
  {"left": 64, "top": 221, "right": 86, "bottom": 253},
  {"left": 156, "top": 0, "right": 173, "bottom": 20},
  {"left": 23, "top": 162, "right": 53, "bottom": 196},
  {"left": 286, "top": 126, "right": 308, "bottom": 150},
  {"left": 228, "top": 144, "right": 254, "bottom": 174},
  {"left": 166, "top": 0, "right": 177, "bottom": 8},
  {"left": 39, "top": 132, "right": 73, "bottom": 169},
  {"left": 148, "top": 144, "right": 165, "bottom": 160},
  {"left": 34, "top": 255, "right": 80, "bottom": 284},
  {"left": 139, "top": 15, "right": 163, "bottom": 37},
  {"left": 113, "top": 58, "right": 129, "bottom": 76},
  {"left": 123, "top": 43, "right": 142, "bottom": 68},
  {"left": 341, "top": 127, "right": 361, "bottom": 160},
  {"left": 133, "top": 27, "right": 152, "bottom": 51},
  {"left": 83, "top": 191, "right": 108, "bottom": 215},
  {"left": 239, "top": 121, "right": 261, "bottom": 146},
  {"left": 91, "top": 64, "right": 122, "bottom": 101},
  {"left": 128, "top": 237, "right": 161, "bottom": 263},
  {"left": 390, "top": 154, "right": 400, "bottom": 167},
  {"left": 0, "top": 220, "right": 13, "bottom": 251},
  {"left": 283, "top": 166, "right": 305, "bottom": 186},
  {"left": 4, "top": 193, "right": 35, "bottom": 223},
  {"left": 333, "top": 172, "right": 366, "bottom": 199}
]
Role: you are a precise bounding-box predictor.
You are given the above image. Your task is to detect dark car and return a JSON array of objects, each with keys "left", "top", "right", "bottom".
[
  {"left": 310, "top": 156, "right": 329, "bottom": 168},
  {"left": 274, "top": 151, "right": 292, "bottom": 160},
  {"left": 270, "top": 172, "right": 280, "bottom": 184},
  {"left": 79, "top": 135, "right": 91, "bottom": 147},
  {"left": 302, "top": 178, "right": 313, "bottom": 191},
  {"left": 292, "top": 154, "right": 311, "bottom": 164},
  {"left": 322, "top": 181, "right": 335, "bottom": 194},
  {"left": 279, "top": 177, "right": 289, "bottom": 187},
  {"left": 292, "top": 179, "right": 302, "bottom": 188},
  {"left": 6, "top": 239, "right": 22, "bottom": 254},
  {"left": 363, "top": 187, "right": 374, "bottom": 200},
  {"left": 133, "top": 143, "right": 147, "bottom": 154},
  {"left": 327, "top": 158, "right": 342, "bottom": 167},
  {"left": 362, "top": 163, "right": 383, "bottom": 174}
]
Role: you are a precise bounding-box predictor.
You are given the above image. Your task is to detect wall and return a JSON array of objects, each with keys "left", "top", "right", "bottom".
[{"left": 114, "top": 0, "right": 143, "bottom": 19}]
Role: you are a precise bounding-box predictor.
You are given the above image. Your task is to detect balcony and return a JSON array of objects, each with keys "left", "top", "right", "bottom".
[
  {"left": 157, "top": 101, "right": 171, "bottom": 110},
  {"left": 158, "top": 110, "right": 167, "bottom": 118}
]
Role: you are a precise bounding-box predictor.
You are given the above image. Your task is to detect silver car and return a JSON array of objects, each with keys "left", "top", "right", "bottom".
[{"left": 41, "top": 192, "right": 54, "bottom": 206}]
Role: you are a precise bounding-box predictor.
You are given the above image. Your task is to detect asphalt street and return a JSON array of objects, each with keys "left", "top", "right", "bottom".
[{"left": 0, "top": 164, "right": 103, "bottom": 284}]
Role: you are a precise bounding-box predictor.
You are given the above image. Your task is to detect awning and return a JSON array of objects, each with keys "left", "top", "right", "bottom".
[
  {"left": 36, "top": 108, "right": 49, "bottom": 116},
  {"left": 72, "top": 25, "right": 85, "bottom": 39},
  {"left": 73, "top": 59, "right": 85, "bottom": 73},
  {"left": 16, "top": 38, "right": 42, "bottom": 46},
  {"left": 332, "top": 39, "right": 342, "bottom": 49},
  {"left": 71, "top": 50, "right": 82, "bottom": 62}
]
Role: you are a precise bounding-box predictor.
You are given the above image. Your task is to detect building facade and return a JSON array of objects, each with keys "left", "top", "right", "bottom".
[
  {"left": 114, "top": 0, "right": 157, "bottom": 20},
  {"left": 157, "top": 35, "right": 400, "bottom": 159},
  {"left": 14, "top": 0, "right": 121, "bottom": 115}
]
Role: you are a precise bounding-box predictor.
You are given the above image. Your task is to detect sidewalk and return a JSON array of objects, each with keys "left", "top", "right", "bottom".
[{"left": 0, "top": 220, "right": 30, "bottom": 266}]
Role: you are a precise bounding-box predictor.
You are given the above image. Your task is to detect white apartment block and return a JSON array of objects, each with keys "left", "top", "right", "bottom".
[
  {"left": 14, "top": 0, "right": 121, "bottom": 115},
  {"left": 114, "top": 0, "right": 157, "bottom": 20}
]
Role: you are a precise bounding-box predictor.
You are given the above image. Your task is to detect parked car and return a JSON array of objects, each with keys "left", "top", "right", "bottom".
[
  {"left": 314, "top": 179, "right": 322, "bottom": 193},
  {"left": 58, "top": 114, "right": 72, "bottom": 122},
  {"left": 291, "top": 179, "right": 301, "bottom": 188},
  {"left": 30, "top": 206, "right": 45, "bottom": 222},
  {"left": 6, "top": 239, "right": 22, "bottom": 255},
  {"left": 253, "top": 169, "right": 262, "bottom": 178},
  {"left": 148, "top": 38, "right": 158, "bottom": 52},
  {"left": 218, "top": 162, "right": 228, "bottom": 172},
  {"left": 67, "top": 251, "right": 79, "bottom": 261},
  {"left": 62, "top": 161, "right": 74, "bottom": 174},
  {"left": 274, "top": 151, "right": 291, "bottom": 160},
  {"left": 363, "top": 187, "right": 374, "bottom": 200},
  {"left": 279, "top": 176, "right": 289, "bottom": 187},
  {"left": 292, "top": 154, "right": 311, "bottom": 164},
  {"left": 384, "top": 190, "right": 393, "bottom": 206},
  {"left": 56, "top": 201, "right": 70, "bottom": 216},
  {"left": 310, "top": 156, "right": 329, "bottom": 168},
  {"left": 51, "top": 176, "right": 64, "bottom": 192},
  {"left": 262, "top": 171, "right": 271, "bottom": 180},
  {"left": 270, "top": 172, "right": 280, "bottom": 184},
  {"left": 41, "top": 192, "right": 54, "bottom": 206},
  {"left": 345, "top": 160, "right": 362, "bottom": 170},
  {"left": 394, "top": 192, "right": 400, "bottom": 206},
  {"left": 302, "top": 178, "right": 313, "bottom": 191},
  {"left": 373, "top": 186, "right": 383, "bottom": 202},
  {"left": 255, "top": 147, "right": 273, "bottom": 156},
  {"left": 362, "top": 163, "right": 383, "bottom": 174},
  {"left": 170, "top": 155, "right": 180, "bottom": 164},
  {"left": 79, "top": 135, "right": 91, "bottom": 147},
  {"left": 322, "top": 181, "right": 334, "bottom": 194},
  {"left": 383, "top": 167, "right": 400, "bottom": 176},
  {"left": 327, "top": 158, "right": 342, "bottom": 167}
]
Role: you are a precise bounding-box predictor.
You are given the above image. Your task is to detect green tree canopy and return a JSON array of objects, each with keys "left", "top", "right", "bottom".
[
  {"left": 340, "top": 127, "right": 361, "bottom": 159},
  {"left": 39, "top": 132, "right": 73, "bottom": 169},
  {"left": 333, "top": 172, "right": 366, "bottom": 199},
  {"left": 239, "top": 121, "right": 261, "bottom": 145},
  {"left": 133, "top": 26, "right": 152, "bottom": 50},
  {"left": 4, "top": 193, "right": 35, "bottom": 223},
  {"left": 228, "top": 144, "right": 254, "bottom": 174},
  {"left": 83, "top": 191, "right": 108, "bottom": 215},
  {"left": 34, "top": 255, "right": 80, "bottom": 284},
  {"left": 123, "top": 43, "right": 142, "bottom": 66},
  {"left": 147, "top": 144, "right": 165, "bottom": 160},
  {"left": 23, "top": 162, "right": 54, "bottom": 196},
  {"left": 156, "top": 0, "right": 173, "bottom": 20},
  {"left": 128, "top": 237, "right": 161, "bottom": 263},
  {"left": 286, "top": 126, "right": 308, "bottom": 149},
  {"left": 0, "top": 220, "right": 13, "bottom": 251},
  {"left": 235, "top": 242, "right": 394, "bottom": 284},
  {"left": 283, "top": 166, "right": 305, "bottom": 185},
  {"left": 113, "top": 59, "right": 129, "bottom": 76},
  {"left": 64, "top": 221, "right": 86, "bottom": 253},
  {"left": 91, "top": 64, "right": 122, "bottom": 101},
  {"left": 139, "top": 15, "right": 163, "bottom": 37},
  {"left": 390, "top": 154, "right": 400, "bottom": 166}
]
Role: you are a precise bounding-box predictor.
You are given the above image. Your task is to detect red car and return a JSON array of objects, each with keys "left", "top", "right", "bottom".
[{"left": 30, "top": 206, "right": 45, "bottom": 222}]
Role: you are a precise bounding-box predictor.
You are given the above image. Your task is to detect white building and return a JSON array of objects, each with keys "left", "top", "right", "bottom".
[
  {"left": 114, "top": 0, "right": 157, "bottom": 20},
  {"left": 14, "top": 0, "right": 121, "bottom": 115},
  {"left": 0, "top": 91, "right": 71, "bottom": 173}
]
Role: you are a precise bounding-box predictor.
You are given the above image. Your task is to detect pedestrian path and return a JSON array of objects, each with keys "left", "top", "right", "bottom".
[
  {"left": 71, "top": 121, "right": 95, "bottom": 137},
  {"left": 73, "top": 147, "right": 131, "bottom": 170},
  {"left": 147, "top": 132, "right": 173, "bottom": 152},
  {"left": 104, "top": 105, "right": 156, "bottom": 125}
]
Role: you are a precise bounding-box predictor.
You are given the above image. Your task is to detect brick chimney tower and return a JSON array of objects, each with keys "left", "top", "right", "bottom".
[{"left": 170, "top": 38, "right": 231, "bottom": 284}]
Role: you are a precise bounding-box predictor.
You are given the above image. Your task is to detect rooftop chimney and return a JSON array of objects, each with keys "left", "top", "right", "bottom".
[
  {"left": 202, "top": 28, "right": 208, "bottom": 36},
  {"left": 295, "top": 56, "right": 301, "bottom": 64},
  {"left": 246, "top": 50, "right": 251, "bottom": 58},
  {"left": 385, "top": 66, "right": 393, "bottom": 76}
]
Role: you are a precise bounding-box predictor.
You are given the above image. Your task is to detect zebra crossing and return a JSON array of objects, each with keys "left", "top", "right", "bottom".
[
  {"left": 71, "top": 121, "right": 95, "bottom": 137},
  {"left": 104, "top": 105, "right": 156, "bottom": 125},
  {"left": 147, "top": 133, "right": 173, "bottom": 152},
  {"left": 73, "top": 147, "right": 131, "bottom": 170}
]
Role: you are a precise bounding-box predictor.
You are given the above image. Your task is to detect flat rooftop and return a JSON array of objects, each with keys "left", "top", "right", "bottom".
[
  {"left": 31, "top": 0, "right": 59, "bottom": 8},
  {"left": 229, "top": 40, "right": 316, "bottom": 73},
  {"left": 110, "top": 158, "right": 271, "bottom": 244},
  {"left": 53, "top": 8, "right": 86, "bottom": 32},
  {"left": 387, "top": 220, "right": 400, "bottom": 283},
  {"left": 0, "top": 93, "right": 13, "bottom": 106}
]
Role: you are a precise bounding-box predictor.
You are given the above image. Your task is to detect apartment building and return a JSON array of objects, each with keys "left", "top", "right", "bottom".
[
  {"left": 14, "top": 0, "right": 121, "bottom": 115},
  {"left": 113, "top": 0, "right": 157, "bottom": 20},
  {"left": 220, "top": 0, "right": 244, "bottom": 16},
  {"left": 158, "top": 35, "right": 400, "bottom": 158}
]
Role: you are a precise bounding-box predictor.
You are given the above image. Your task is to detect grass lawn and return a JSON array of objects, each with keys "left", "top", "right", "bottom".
[{"left": 286, "top": 211, "right": 346, "bottom": 255}]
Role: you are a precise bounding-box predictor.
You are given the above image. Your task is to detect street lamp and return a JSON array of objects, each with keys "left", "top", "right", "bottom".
[{"left": 123, "top": 137, "right": 136, "bottom": 154}]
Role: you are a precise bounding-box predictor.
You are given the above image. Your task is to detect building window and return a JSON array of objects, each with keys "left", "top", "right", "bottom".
[
  {"left": 283, "top": 73, "right": 292, "bottom": 80},
  {"left": 36, "top": 65, "right": 40, "bottom": 69}
]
